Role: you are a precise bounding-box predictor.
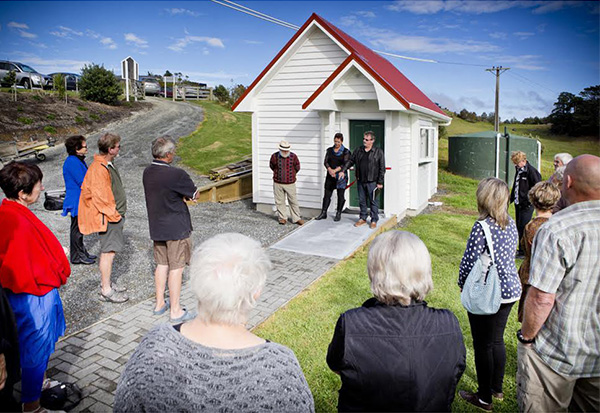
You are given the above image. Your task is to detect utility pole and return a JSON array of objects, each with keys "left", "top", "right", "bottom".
[{"left": 486, "top": 66, "right": 510, "bottom": 132}]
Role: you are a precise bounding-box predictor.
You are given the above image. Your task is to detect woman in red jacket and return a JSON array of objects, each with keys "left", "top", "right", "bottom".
[{"left": 0, "top": 162, "right": 70, "bottom": 412}]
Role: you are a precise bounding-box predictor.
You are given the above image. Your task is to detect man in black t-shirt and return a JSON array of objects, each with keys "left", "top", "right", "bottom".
[
  {"left": 341, "top": 131, "right": 385, "bottom": 229},
  {"left": 143, "top": 136, "right": 198, "bottom": 323}
]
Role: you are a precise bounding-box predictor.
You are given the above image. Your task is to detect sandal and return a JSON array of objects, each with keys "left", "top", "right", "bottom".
[{"left": 99, "top": 289, "right": 129, "bottom": 303}]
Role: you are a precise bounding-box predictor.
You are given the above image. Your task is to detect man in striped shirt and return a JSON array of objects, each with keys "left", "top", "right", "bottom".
[
  {"left": 270, "top": 140, "right": 304, "bottom": 226},
  {"left": 518, "top": 154, "right": 600, "bottom": 412}
]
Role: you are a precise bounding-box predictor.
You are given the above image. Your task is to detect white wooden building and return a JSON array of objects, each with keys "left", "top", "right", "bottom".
[{"left": 233, "top": 13, "right": 451, "bottom": 219}]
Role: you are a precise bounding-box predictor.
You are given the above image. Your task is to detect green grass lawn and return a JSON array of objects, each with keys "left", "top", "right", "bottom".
[
  {"left": 177, "top": 103, "right": 597, "bottom": 411},
  {"left": 177, "top": 100, "right": 252, "bottom": 174}
]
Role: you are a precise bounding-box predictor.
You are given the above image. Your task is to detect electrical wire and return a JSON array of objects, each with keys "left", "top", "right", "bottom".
[
  {"left": 209, "top": 0, "right": 300, "bottom": 30},
  {"left": 507, "top": 71, "right": 558, "bottom": 95},
  {"left": 220, "top": 0, "right": 301, "bottom": 30}
]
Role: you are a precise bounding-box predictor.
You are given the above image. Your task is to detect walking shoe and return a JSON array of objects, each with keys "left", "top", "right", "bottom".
[
  {"left": 315, "top": 211, "right": 327, "bottom": 220},
  {"left": 99, "top": 289, "right": 129, "bottom": 303},
  {"left": 354, "top": 219, "right": 367, "bottom": 227},
  {"left": 153, "top": 299, "right": 170, "bottom": 316},
  {"left": 492, "top": 391, "right": 504, "bottom": 401},
  {"left": 334, "top": 212, "right": 342, "bottom": 222},
  {"left": 278, "top": 219, "right": 286, "bottom": 225},
  {"left": 459, "top": 391, "right": 492, "bottom": 411},
  {"left": 71, "top": 257, "right": 95, "bottom": 265},
  {"left": 86, "top": 253, "right": 97, "bottom": 260},
  {"left": 170, "top": 309, "right": 196, "bottom": 323},
  {"left": 295, "top": 219, "right": 305, "bottom": 225},
  {"left": 111, "top": 283, "right": 127, "bottom": 293},
  {"left": 370, "top": 221, "right": 377, "bottom": 229}
]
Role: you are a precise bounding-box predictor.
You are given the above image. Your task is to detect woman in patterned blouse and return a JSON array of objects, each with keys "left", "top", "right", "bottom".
[{"left": 457, "top": 178, "right": 521, "bottom": 411}]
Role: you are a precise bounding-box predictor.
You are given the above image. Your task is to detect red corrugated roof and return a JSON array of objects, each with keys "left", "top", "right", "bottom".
[{"left": 233, "top": 13, "right": 448, "bottom": 119}]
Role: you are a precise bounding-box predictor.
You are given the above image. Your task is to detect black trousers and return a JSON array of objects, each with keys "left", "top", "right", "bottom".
[
  {"left": 515, "top": 204, "right": 534, "bottom": 253},
  {"left": 323, "top": 188, "right": 345, "bottom": 212},
  {"left": 467, "top": 302, "right": 515, "bottom": 404},
  {"left": 70, "top": 215, "right": 89, "bottom": 262}
]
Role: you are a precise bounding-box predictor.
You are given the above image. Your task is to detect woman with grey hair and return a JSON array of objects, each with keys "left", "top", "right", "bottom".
[
  {"left": 327, "top": 230, "right": 466, "bottom": 412},
  {"left": 114, "top": 233, "right": 314, "bottom": 413}
]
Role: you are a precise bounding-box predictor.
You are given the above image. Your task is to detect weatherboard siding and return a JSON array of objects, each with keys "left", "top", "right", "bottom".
[
  {"left": 254, "top": 29, "right": 348, "bottom": 207},
  {"left": 333, "top": 67, "right": 378, "bottom": 101}
]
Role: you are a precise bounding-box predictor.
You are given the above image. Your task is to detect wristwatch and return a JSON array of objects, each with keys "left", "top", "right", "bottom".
[{"left": 517, "top": 329, "right": 535, "bottom": 344}]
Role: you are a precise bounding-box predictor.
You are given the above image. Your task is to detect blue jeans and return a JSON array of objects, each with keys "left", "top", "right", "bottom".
[{"left": 357, "top": 181, "right": 379, "bottom": 222}]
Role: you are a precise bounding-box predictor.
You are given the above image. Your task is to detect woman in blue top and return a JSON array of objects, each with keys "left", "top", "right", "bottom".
[
  {"left": 457, "top": 177, "right": 521, "bottom": 411},
  {"left": 62, "top": 135, "right": 95, "bottom": 265}
]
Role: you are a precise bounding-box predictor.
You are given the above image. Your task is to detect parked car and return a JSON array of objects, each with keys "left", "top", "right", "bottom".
[
  {"left": 159, "top": 86, "right": 173, "bottom": 98},
  {"left": 0, "top": 60, "right": 45, "bottom": 89},
  {"left": 43, "top": 74, "right": 53, "bottom": 90},
  {"left": 141, "top": 78, "right": 161, "bottom": 96},
  {"left": 48, "top": 72, "right": 81, "bottom": 91}
]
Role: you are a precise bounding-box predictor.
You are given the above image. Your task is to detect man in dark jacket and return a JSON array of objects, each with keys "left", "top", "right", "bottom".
[
  {"left": 143, "top": 136, "right": 198, "bottom": 323},
  {"left": 341, "top": 131, "right": 385, "bottom": 228},
  {"left": 509, "top": 151, "right": 542, "bottom": 257}
]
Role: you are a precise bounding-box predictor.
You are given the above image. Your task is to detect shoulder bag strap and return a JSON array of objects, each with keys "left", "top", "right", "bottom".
[{"left": 478, "top": 220, "right": 496, "bottom": 264}]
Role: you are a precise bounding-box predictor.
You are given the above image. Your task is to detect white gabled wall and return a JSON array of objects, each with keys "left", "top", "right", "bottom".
[
  {"left": 254, "top": 28, "right": 348, "bottom": 208},
  {"left": 333, "top": 67, "right": 377, "bottom": 101}
]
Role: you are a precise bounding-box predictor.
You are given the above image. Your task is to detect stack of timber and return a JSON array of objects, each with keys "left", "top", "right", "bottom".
[{"left": 190, "top": 157, "right": 253, "bottom": 204}]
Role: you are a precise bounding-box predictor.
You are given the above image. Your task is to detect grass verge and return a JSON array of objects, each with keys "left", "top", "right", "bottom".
[{"left": 177, "top": 101, "right": 252, "bottom": 174}]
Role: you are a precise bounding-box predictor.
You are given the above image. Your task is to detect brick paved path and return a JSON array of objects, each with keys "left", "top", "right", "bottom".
[{"left": 40, "top": 248, "right": 339, "bottom": 412}]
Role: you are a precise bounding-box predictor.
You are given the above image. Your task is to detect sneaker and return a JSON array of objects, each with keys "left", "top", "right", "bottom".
[
  {"left": 99, "top": 289, "right": 129, "bottom": 303},
  {"left": 354, "top": 219, "right": 367, "bottom": 227},
  {"left": 459, "top": 391, "right": 492, "bottom": 411}
]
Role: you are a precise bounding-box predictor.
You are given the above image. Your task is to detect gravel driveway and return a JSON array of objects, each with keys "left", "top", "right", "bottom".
[{"left": 2, "top": 97, "right": 295, "bottom": 334}]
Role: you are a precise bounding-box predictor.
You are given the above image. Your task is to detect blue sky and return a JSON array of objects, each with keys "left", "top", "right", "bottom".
[{"left": 1, "top": 1, "right": 598, "bottom": 121}]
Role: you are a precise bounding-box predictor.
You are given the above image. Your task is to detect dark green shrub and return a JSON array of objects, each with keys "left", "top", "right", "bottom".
[
  {"left": 18, "top": 117, "right": 33, "bottom": 124},
  {"left": 44, "top": 126, "right": 57, "bottom": 134},
  {"left": 46, "top": 114, "right": 56, "bottom": 120},
  {"left": 79, "top": 63, "right": 121, "bottom": 105},
  {"left": 17, "top": 106, "right": 23, "bottom": 112},
  {"left": 90, "top": 113, "right": 100, "bottom": 121},
  {"left": 3, "top": 70, "right": 17, "bottom": 87}
]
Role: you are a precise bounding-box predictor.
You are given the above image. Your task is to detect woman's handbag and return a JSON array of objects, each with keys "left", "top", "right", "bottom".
[
  {"left": 461, "top": 220, "right": 502, "bottom": 315},
  {"left": 43, "top": 189, "right": 66, "bottom": 211}
]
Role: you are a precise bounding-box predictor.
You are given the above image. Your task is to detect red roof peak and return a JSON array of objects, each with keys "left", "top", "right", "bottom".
[{"left": 233, "top": 13, "right": 448, "bottom": 119}]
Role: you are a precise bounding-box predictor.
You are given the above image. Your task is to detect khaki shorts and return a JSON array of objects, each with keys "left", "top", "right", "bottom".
[
  {"left": 153, "top": 238, "right": 191, "bottom": 270},
  {"left": 99, "top": 218, "right": 125, "bottom": 253}
]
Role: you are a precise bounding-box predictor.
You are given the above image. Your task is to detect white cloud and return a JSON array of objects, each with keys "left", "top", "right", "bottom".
[
  {"left": 493, "top": 54, "right": 546, "bottom": 71},
  {"left": 124, "top": 33, "right": 149, "bottom": 48},
  {"left": 386, "top": 1, "right": 594, "bottom": 15},
  {"left": 165, "top": 8, "right": 200, "bottom": 17},
  {"left": 50, "top": 25, "right": 83, "bottom": 38},
  {"left": 8, "top": 21, "right": 29, "bottom": 29},
  {"left": 19, "top": 30, "right": 37, "bottom": 39},
  {"left": 244, "top": 40, "right": 263, "bottom": 45},
  {"left": 340, "top": 16, "right": 499, "bottom": 54},
  {"left": 187, "top": 70, "right": 248, "bottom": 80},
  {"left": 514, "top": 31, "right": 535, "bottom": 39},
  {"left": 489, "top": 32, "right": 507, "bottom": 39},
  {"left": 355, "top": 11, "right": 376, "bottom": 18},
  {"left": 9, "top": 53, "right": 90, "bottom": 73},
  {"left": 168, "top": 35, "right": 225, "bottom": 52},
  {"left": 87, "top": 30, "right": 117, "bottom": 49}
]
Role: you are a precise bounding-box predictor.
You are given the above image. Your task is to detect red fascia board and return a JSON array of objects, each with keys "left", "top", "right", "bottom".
[
  {"left": 231, "top": 13, "right": 320, "bottom": 111},
  {"left": 302, "top": 54, "right": 354, "bottom": 110}
]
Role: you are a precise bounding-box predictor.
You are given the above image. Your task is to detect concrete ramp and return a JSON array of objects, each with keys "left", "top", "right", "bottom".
[{"left": 271, "top": 213, "right": 397, "bottom": 259}]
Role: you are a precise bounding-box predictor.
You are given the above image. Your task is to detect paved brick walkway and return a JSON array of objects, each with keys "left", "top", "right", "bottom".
[{"left": 40, "top": 248, "right": 339, "bottom": 412}]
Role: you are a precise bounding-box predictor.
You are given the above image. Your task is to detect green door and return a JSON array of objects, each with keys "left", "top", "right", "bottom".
[{"left": 349, "top": 120, "right": 385, "bottom": 208}]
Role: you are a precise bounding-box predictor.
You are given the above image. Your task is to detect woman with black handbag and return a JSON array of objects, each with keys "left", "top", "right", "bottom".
[
  {"left": 457, "top": 178, "right": 521, "bottom": 410},
  {"left": 62, "top": 135, "right": 96, "bottom": 265}
]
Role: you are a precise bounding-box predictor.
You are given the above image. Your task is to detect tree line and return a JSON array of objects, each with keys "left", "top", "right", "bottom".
[{"left": 451, "top": 85, "right": 599, "bottom": 136}]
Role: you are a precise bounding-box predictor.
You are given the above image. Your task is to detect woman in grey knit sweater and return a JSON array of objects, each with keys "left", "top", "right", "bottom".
[{"left": 114, "top": 233, "right": 314, "bottom": 413}]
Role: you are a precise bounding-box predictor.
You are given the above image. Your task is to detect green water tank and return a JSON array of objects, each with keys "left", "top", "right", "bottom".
[{"left": 448, "top": 130, "right": 541, "bottom": 184}]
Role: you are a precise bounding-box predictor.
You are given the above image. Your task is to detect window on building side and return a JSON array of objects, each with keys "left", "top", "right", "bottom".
[{"left": 419, "top": 128, "right": 435, "bottom": 160}]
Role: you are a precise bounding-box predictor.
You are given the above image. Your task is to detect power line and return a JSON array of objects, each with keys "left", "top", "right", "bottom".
[
  {"left": 220, "top": 0, "right": 300, "bottom": 30},
  {"left": 209, "top": 0, "right": 300, "bottom": 30},
  {"left": 507, "top": 71, "right": 558, "bottom": 95}
]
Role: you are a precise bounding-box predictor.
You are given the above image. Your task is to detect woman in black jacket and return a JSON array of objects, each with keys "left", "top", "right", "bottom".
[
  {"left": 327, "top": 231, "right": 466, "bottom": 412},
  {"left": 316, "top": 133, "right": 350, "bottom": 222}
]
